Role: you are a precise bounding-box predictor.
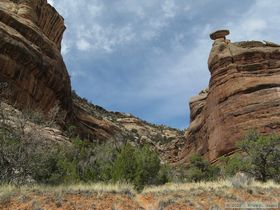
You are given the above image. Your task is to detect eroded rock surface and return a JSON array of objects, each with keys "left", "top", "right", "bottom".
[
  {"left": 0, "top": 0, "right": 71, "bottom": 115},
  {"left": 180, "top": 31, "right": 280, "bottom": 163}
]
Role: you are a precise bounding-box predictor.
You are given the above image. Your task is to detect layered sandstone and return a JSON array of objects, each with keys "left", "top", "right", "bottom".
[
  {"left": 181, "top": 31, "right": 280, "bottom": 163},
  {"left": 0, "top": 0, "right": 71, "bottom": 115}
]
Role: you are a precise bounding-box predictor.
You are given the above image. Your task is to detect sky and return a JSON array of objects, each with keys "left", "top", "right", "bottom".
[{"left": 48, "top": 0, "right": 280, "bottom": 129}]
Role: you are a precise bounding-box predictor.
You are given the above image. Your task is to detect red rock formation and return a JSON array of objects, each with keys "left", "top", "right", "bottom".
[
  {"left": 0, "top": 0, "right": 71, "bottom": 115},
  {"left": 180, "top": 30, "right": 280, "bottom": 163}
]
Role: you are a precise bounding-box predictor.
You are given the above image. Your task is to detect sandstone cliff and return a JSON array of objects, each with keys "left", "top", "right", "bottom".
[
  {"left": 0, "top": 0, "right": 72, "bottom": 116},
  {"left": 180, "top": 31, "right": 280, "bottom": 163}
]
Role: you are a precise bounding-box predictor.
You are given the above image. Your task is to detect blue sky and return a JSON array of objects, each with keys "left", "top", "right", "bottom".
[{"left": 48, "top": 0, "right": 280, "bottom": 129}]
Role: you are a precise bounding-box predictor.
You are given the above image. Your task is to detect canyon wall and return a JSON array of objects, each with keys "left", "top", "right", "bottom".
[
  {"left": 180, "top": 31, "right": 280, "bottom": 163},
  {"left": 0, "top": 0, "right": 71, "bottom": 115}
]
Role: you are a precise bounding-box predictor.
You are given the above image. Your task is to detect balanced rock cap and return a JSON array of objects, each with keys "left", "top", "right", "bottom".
[{"left": 210, "top": 29, "right": 230, "bottom": 40}]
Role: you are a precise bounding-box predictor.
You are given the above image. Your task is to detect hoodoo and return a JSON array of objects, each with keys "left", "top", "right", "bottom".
[{"left": 209, "top": 29, "right": 230, "bottom": 40}]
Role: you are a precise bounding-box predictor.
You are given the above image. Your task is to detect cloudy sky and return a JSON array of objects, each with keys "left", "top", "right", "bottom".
[{"left": 48, "top": 0, "right": 280, "bottom": 129}]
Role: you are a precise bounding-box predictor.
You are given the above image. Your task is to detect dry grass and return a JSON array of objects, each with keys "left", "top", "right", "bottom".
[
  {"left": 0, "top": 184, "right": 16, "bottom": 205},
  {"left": 142, "top": 179, "right": 280, "bottom": 194},
  {"left": 0, "top": 183, "right": 139, "bottom": 210},
  {"left": 0, "top": 179, "right": 280, "bottom": 210},
  {"left": 141, "top": 180, "right": 280, "bottom": 210},
  {"left": 1, "top": 180, "right": 279, "bottom": 210},
  {"left": 1, "top": 179, "right": 279, "bottom": 198},
  {"left": 250, "top": 180, "right": 280, "bottom": 189},
  {"left": 0, "top": 182, "right": 136, "bottom": 199},
  {"left": 143, "top": 180, "right": 231, "bottom": 194}
]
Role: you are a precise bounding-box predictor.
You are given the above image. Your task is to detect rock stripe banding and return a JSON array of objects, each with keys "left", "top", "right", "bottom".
[
  {"left": 180, "top": 30, "right": 280, "bottom": 163},
  {"left": 0, "top": 0, "right": 71, "bottom": 116}
]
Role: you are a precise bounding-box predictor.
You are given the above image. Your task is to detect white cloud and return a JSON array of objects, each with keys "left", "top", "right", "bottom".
[
  {"left": 184, "top": 5, "right": 191, "bottom": 12},
  {"left": 52, "top": 0, "right": 180, "bottom": 54},
  {"left": 75, "top": 24, "right": 135, "bottom": 53},
  {"left": 88, "top": 3, "right": 104, "bottom": 17},
  {"left": 76, "top": 39, "right": 91, "bottom": 51},
  {"left": 226, "top": 0, "right": 280, "bottom": 42},
  {"left": 162, "top": 0, "right": 177, "bottom": 18},
  {"left": 241, "top": 19, "right": 266, "bottom": 33}
]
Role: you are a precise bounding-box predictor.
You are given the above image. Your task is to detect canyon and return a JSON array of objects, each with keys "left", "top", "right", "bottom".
[{"left": 0, "top": 0, "right": 280, "bottom": 164}]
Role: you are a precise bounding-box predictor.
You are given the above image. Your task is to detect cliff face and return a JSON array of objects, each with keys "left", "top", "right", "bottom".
[
  {"left": 0, "top": 0, "right": 71, "bottom": 115},
  {"left": 181, "top": 31, "right": 280, "bottom": 163}
]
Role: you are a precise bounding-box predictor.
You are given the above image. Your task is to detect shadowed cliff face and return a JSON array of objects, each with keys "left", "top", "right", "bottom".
[
  {"left": 180, "top": 34, "right": 280, "bottom": 163},
  {"left": 0, "top": 0, "right": 71, "bottom": 115}
]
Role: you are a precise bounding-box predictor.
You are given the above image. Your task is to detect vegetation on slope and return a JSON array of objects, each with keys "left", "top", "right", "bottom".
[
  {"left": 0, "top": 89, "right": 280, "bottom": 197},
  {"left": 0, "top": 101, "right": 171, "bottom": 190}
]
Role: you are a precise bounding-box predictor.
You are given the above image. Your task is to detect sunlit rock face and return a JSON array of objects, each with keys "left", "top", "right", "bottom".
[
  {"left": 180, "top": 31, "right": 280, "bottom": 163},
  {"left": 0, "top": 0, "right": 72, "bottom": 115}
]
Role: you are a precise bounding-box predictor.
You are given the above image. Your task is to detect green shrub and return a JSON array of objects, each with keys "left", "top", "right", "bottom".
[
  {"left": 0, "top": 125, "right": 65, "bottom": 184},
  {"left": 185, "top": 154, "right": 220, "bottom": 182},
  {"left": 219, "top": 154, "right": 251, "bottom": 177},
  {"left": 76, "top": 140, "right": 117, "bottom": 182},
  {"left": 134, "top": 145, "right": 161, "bottom": 190},
  {"left": 156, "top": 164, "right": 171, "bottom": 184},
  {"left": 112, "top": 144, "right": 138, "bottom": 184},
  {"left": 30, "top": 145, "right": 65, "bottom": 185},
  {"left": 0, "top": 119, "right": 169, "bottom": 189},
  {"left": 111, "top": 143, "right": 167, "bottom": 190},
  {"left": 237, "top": 131, "right": 280, "bottom": 182}
]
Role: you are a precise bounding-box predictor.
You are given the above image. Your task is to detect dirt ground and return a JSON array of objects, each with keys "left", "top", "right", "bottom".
[{"left": 1, "top": 186, "right": 279, "bottom": 210}]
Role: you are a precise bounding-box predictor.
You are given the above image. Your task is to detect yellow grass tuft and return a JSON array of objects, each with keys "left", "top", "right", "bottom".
[
  {"left": 142, "top": 179, "right": 280, "bottom": 194},
  {"left": 0, "top": 184, "right": 17, "bottom": 204},
  {"left": 0, "top": 182, "right": 136, "bottom": 198},
  {"left": 142, "top": 180, "right": 231, "bottom": 194}
]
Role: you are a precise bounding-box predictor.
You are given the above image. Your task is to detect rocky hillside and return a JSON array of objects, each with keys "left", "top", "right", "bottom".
[
  {"left": 0, "top": 0, "right": 184, "bottom": 163},
  {"left": 180, "top": 30, "right": 280, "bottom": 163},
  {"left": 72, "top": 92, "right": 185, "bottom": 163}
]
